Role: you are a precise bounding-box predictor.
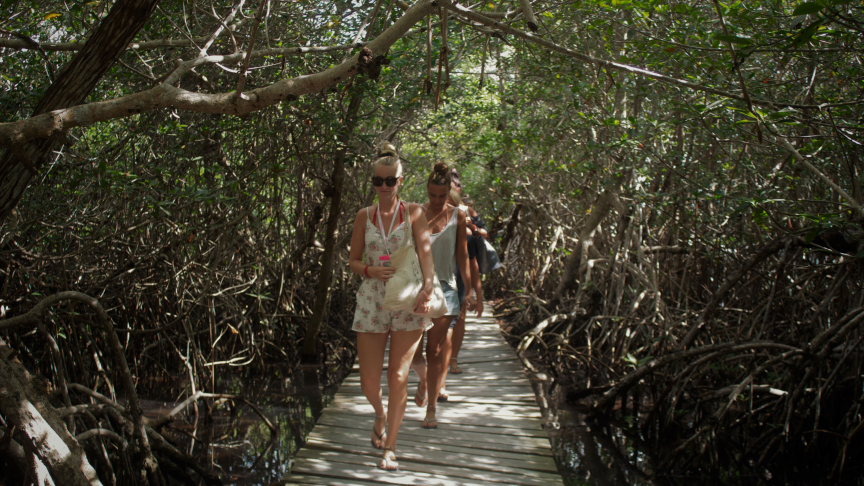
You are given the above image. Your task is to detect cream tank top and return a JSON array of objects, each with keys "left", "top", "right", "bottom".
[{"left": 429, "top": 207, "right": 459, "bottom": 288}]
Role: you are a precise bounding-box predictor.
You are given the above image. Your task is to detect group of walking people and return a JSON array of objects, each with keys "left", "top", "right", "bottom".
[{"left": 347, "top": 143, "right": 488, "bottom": 470}]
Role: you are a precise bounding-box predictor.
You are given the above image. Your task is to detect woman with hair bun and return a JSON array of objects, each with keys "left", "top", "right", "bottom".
[
  {"left": 347, "top": 142, "right": 435, "bottom": 470},
  {"left": 409, "top": 161, "right": 478, "bottom": 428},
  {"left": 437, "top": 179, "right": 484, "bottom": 400}
]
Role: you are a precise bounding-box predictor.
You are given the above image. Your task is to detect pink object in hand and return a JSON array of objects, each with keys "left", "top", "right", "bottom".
[{"left": 379, "top": 255, "right": 390, "bottom": 286}]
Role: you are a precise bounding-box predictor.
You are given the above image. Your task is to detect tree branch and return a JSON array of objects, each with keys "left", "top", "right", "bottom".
[
  {"left": 442, "top": 0, "right": 864, "bottom": 110},
  {"left": 0, "top": 0, "right": 436, "bottom": 149}
]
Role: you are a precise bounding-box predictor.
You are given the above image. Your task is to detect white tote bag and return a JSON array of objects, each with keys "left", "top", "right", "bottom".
[{"left": 382, "top": 204, "right": 447, "bottom": 317}]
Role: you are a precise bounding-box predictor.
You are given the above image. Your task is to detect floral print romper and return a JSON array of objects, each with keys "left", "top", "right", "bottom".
[{"left": 352, "top": 204, "right": 432, "bottom": 333}]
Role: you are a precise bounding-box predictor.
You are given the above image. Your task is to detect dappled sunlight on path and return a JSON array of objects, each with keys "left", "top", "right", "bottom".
[{"left": 279, "top": 316, "right": 563, "bottom": 486}]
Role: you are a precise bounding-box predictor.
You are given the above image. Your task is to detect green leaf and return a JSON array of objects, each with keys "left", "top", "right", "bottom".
[
  {"left": 791, "top": 14, "right": 807, "bottom": 28},
  {"left": 704, "top": 99, "right": 727, "bottom": 111},
  {"left": 792, "top": 19, "right": 824, "bottom": 48},
  {"left": 767, "top": 109, "right": 798, "bottom": 120},
  {"left": 738, "top": 45, "right": 758, "bottom": 57},
  {"left": 714, "top": 34, "right": 753, "bottom": 44},
  {"left": 792, "top": 2, "right": 824, "bottom": 16}
]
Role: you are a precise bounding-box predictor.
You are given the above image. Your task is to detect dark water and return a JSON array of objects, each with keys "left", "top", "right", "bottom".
[
  {"left": 139, "top": 364, "right": 346, "bottom": 485},
  {"left": 524, "top": 372, "right": 647, "bottom": 486}
]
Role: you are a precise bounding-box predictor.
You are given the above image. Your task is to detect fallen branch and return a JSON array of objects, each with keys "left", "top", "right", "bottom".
[
  {"left": 75, "top": 428, "right": 128, "bottom": 449},
  {"left": 151, "top": 390, "right": 277, "bottom": 434}
]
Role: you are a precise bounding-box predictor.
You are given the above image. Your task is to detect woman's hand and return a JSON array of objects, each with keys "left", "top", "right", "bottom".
[
  {"left": 370, "top": 265, "right": 396, "bottom": 282},
  {"left": 462, "top": 290, "right": 476, "bottom": 313},
  {"left": 472, "top": 292, "right": 484, "bottom": 317},
  {"left": 413, "top": 289, "right": 432, "bottom": 314}
]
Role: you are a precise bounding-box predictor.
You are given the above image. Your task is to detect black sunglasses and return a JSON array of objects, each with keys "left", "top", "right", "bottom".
[{"left": 372, "top": 176, "right": 399, "bottom": 187}]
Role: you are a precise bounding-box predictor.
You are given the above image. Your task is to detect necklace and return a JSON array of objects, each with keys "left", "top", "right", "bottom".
[{"left": 425, "top": 204, "right": 450, "bottom": 231}]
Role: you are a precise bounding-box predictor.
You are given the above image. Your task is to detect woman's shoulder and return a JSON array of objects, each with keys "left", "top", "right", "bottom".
[
  {"left": 405, "top": 202, "right": 425, "bottom": 214},
  {"left": 355, "top": 206, "right": 373, "bottom": 221}
]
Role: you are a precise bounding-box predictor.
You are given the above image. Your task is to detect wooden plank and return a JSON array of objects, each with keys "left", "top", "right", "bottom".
[
  {"left": 282, "top": 472, "right": 489, "bottom": 486},
  {"left": 328, "top": 390, "right": 539, "bottom": 407},
  {"left": 290, "top": 316, "right": 563, "bottom": 486},
  {"left": 290, "top": 458, "right": 547, "bottom": 486},
  {"left": 304, "top": 435, "right": 559, "bottom": 472},
  {"left": 342, "top": 375, "right": 533, "bottom": 386},
  {"left": 307, "top": 423, "right": 553, "bottom": 453},
  {"left": 321, "top": 406, "right": 546, "bottom": 431},
  {"left": 293, "top": 451, "right": 560, "bottom": 486},
  {"left": 351, "top": 360, "right": 527, "bottom": 374},
  {"left": 327, "top": 396, "right": 544, "bottom": 421},
  {"left": 296, "top": 449, "right": 558, "bottom": 481},
  {"left": 336, "top": 384, "right": 536, "bottom": 399},
  {"left": 305, "top": 435, "right": 558, "bottom": 472},
  {"left": 316, "top": 413, "right": 549, "bottom": 439}
]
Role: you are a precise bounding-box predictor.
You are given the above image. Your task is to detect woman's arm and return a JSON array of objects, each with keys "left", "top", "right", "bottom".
[
  {"left": 455, "top": 209, "right": 474, "bottom": 306},
  {"left": 348, "top": 208, "right": 394, "bottom": 282},
  {"left": 410, "top": 203, "right": 434, "bottom": 312},
  {"left": 469, "top": 257, "right": 483, "bottom": 316},
  {"left": 470, "top": 214, "right": 488, "bottom": 238}
]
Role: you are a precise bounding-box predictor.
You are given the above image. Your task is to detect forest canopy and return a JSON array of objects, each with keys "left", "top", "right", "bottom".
[{"left": 1, "top": 0, "right": 863, "bottom": 484}]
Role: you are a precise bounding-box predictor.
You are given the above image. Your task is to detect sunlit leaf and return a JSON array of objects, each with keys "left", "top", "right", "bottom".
[{"left": 714, "top": 33, "right": 753, "bottom": 44}]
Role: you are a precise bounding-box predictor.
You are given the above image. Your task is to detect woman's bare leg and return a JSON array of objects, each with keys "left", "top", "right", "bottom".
[
  {"left": 357, "top": 332, "right": 389, "bottom": 448},
  {"left": 410, "top": 332, "right": 427, "bottom": 407},
  {"left": 381, "top": 328, "right": 424, "bottom": 469},
  {"left": 440, "top": 309, "right": 466, "bottom": 398},
  {"left": 425, "top": 316, "right": 453, "bottom": 423},
  {"left": 451, "top": 312, "right": 466, "bottom": 365}
]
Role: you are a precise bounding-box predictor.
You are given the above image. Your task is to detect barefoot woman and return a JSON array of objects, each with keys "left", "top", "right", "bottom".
[
  {"left": 348, "top": 144, "right": 435, "bottom": 470},
  {"left": 410, "top": 162, "right": 475, "bottom": 428}
]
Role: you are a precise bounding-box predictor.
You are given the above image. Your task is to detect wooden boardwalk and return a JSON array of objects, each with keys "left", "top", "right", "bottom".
[{"left": 281, "top": 316, "right": 562, "bottom": 486}]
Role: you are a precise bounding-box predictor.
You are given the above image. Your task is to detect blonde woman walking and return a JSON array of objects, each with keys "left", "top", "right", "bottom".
[{"left": 348, "top": 143, "right": 435, "bottom": 470}]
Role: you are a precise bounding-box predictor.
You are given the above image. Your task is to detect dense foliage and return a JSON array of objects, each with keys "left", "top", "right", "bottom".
[{"left": 1, "top": 0, "right": 863, "bottom": 484}]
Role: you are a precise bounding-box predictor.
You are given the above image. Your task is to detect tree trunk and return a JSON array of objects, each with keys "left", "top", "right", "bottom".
[
  {"left": 498, "top": 202, "right": 522, "bottom": 260},
  {"left": 551, "top": 189, "right": 617, "bottom": 304},
  {"left": 0, "top": 342, "right": 102, "bottom": 486},
  {"left": 301, "top": 90, "right": 364, "bottom": 360},
  {"left": 0, "top": 0, "right": 161, "bottom": 223}
]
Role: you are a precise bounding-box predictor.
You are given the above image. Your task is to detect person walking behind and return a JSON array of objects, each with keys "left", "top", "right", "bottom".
[
  {"left": 410, "top": 162, "right": 476, "bottom": 428},
  {"left": 348, "top": 143, "right": 435, "bottom": 470},
  {"left": 443, "top": 177, "right": 485, "bottom": 383}
]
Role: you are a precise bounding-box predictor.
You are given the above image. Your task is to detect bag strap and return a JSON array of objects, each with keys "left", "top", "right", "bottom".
[{"left": 402, "top": 202, "right": 413, "bottom": 248}]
